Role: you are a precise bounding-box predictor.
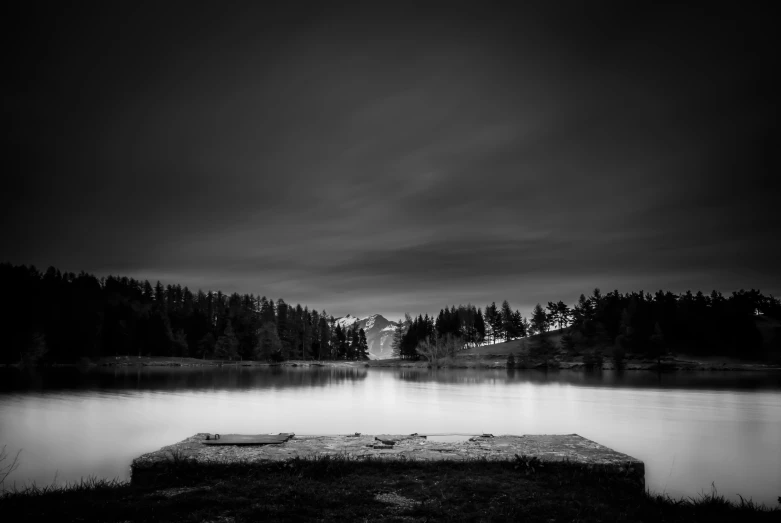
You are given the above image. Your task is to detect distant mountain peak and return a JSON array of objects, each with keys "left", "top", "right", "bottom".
[{"left": 333, "top": 314, "right": 398, "bottom": 359}]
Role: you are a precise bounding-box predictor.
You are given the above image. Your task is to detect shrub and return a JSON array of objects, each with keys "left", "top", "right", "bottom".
[{"left": 582, "top": 350, "right": 604, "bottom": 369}]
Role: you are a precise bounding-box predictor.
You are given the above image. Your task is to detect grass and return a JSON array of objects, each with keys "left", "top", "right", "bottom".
[{"left": 2, "top": 456, "right": 778, "bottom": 522}]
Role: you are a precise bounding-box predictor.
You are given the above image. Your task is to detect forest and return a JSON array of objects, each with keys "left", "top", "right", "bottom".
[
  {"left": 0, "top": 263, "right": 368, "bottom": 365},
  {"left": 395, "top": 290, "right": 781, "bottom": 361},
  {"left": 1, "top": 262, "right": 779, "bottom": 365}
]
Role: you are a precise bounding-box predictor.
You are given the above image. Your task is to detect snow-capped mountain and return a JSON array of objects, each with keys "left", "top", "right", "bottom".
[{"left": 333, "top": 314, "right": 400, "bottom": 359}]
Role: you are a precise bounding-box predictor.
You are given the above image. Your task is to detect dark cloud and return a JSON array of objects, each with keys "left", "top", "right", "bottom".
[{"left": 3, "top": 2, "right": 779, "bottom": 320}]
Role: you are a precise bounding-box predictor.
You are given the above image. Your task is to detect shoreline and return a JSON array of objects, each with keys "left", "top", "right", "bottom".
[{"left": 4, "top": 357, "right": 779, "bottom": 372}]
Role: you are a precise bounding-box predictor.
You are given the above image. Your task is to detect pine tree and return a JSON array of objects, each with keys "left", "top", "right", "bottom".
[
  {"left": 475, "top": 308, "right": 486, "bottom": 345},
  {"left": 334, "top": 325, "right": 347, "bottom": 359},
  {"left": 391, "top": 318, "right": 408, "bottom": 359},
  {"left": 531, "top": 303, "right": 548, "bottom": 335},
  {"left": 511, "top": 310, "right": 525, "bottom": 339},
  {"left": 196, "top": 333, "right": 215, "bottom": 359},
  {"left": 358, "top": 328, "right": 370, "bottom": 360},
  {"left": 154, "top": 281, "right": 166, "bottom": 306},
  {"left": 214, "top": 321, "right": 239, "bottom": 360},
  {"left": 501, "top": 300, "right": 514, "bottom": 341},
  {"left": 254, "top": 322, "right": 282, "bottom": 361},
  {"left": 556, "top": 301, "right": 571, "bottom": 329},
  {"left": 172, "top": 329, "right": 188, "bottom": 357},
  {"left": 302, "top": 307, "right": 313, "bottom": 360},
  {"left": 348, "top": 324, "right": 359, "bottom": 360},
  {"left": 546, "top": 302, "right": 560, "bottom": 330},
  {"left": 318, "top": 316, "right": 330, "bottom": 360},
  {"left": 142, "top": 281, "right": 154, "bottom": 302},
  {"left": 277, "top": 299, "right": 291, "bottom": 356}
]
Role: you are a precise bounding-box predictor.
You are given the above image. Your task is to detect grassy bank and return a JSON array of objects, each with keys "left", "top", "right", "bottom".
[
  {"left": 368, "top": 326, "right": 781, "bottom": 371},
  {"left": 1, "top": 456, "right": 778, "bottom": 522}
]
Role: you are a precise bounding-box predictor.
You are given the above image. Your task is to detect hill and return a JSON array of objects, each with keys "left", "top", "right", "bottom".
[{"left": 447, "top": 316, "right": 781, "bottom": 369}]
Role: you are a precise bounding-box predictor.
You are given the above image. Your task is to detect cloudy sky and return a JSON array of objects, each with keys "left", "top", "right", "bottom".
[{"left": 3, "top": 2, "right": 779, "bottom": 320}]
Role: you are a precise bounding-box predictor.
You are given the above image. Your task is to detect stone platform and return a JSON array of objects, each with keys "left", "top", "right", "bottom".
[{"left": 131, "top": 433, "right": 644, "bottom": 488}]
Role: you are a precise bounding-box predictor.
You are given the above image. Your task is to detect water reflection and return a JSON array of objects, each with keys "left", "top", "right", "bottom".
[
  {"left": 0, "top": 366, "right": 368, "bottom": 393},
  {"left": 398, "top": 367, "right": 781, "bottom": 391},
  {"left": 0, "top": 366, "right": 779, "bottom": 505}
]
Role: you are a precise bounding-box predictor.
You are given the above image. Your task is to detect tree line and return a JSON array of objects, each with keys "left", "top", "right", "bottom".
[
  {"left": 389, "top": 301, "right": 531, "bottom": 360},
  {"left": 2, "top": 262, "right": 779, "bottom": 364},
  {"left": 0, "top": 263, "right": 369, "bottom": 365},
  {"left": 559, "top": 288, "right": 780, "bottom": 360},
  {"left": 388, "top": 289, "right": 780, "bottom": 362}
]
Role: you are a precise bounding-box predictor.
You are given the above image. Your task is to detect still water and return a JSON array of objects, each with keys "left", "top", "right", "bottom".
[{"left": 1, "top": 366, "right": 780, "bottom": 504}]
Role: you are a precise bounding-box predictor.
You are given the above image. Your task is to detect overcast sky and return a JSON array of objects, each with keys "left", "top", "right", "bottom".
[{"left": 3, "top": 2, "right": 779, "bottom": 320}]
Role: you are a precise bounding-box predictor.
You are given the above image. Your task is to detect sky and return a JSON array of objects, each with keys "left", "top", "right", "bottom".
[{"left": 3, "top": 2, "right": 779, "bottom": 320}]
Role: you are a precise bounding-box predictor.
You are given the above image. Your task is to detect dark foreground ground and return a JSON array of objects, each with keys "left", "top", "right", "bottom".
[{"left": 1, "top": 457, "right": 778, "bottom": 522}]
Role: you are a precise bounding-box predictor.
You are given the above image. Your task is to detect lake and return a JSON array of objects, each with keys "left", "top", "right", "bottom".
[{"left": 1, "top": 366, "right": 780, "bottom": 505}]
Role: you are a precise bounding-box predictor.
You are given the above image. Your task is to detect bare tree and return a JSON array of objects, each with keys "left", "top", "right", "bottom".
[
  {"left": 415, "top": 334, "right": 463, "bottom": 362},
  {"left": 415, "top": 338, "right": 439, "bottom": 362},
  {"left": 0, "top": 445, "right": 21, "bottom": 488}
]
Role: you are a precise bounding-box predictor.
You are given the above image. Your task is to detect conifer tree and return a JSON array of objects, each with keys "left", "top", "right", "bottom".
[
  {"left": 475, "top": 308, "right": 486, "bottom": 345},
  {"left": 334, "top": 325, "right": 347, "bottom": 359},
  {"left": 348, "top": 324, "right": 359, "bottom": 360},
  {"left": 214, "top": 320, "right": 239, "bottom": 360},
  {"left": 501, "top": 300, "right": 514, "bottom": 341},
  {"left": 358, "top": 328, "right": 369, "bottom": 360},
  {"left": 318, "top": 316, "right": 330, "bottom": 360},
  {"left": 391, "top": 318, "right": 408, "bottom": 359},
  {"left": 154, "top": 281, "right": 165, "bottom": 306},
  {"left": 531, "top": 303, "right": 548, "bottom": 335},
  {"left": 255, "top": 322, "right": 282, "bottom": 361}
]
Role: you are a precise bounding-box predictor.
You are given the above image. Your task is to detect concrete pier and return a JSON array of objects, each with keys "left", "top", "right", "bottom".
[{"left": 131, "top": 433, "right": 644, "bottom": 488}]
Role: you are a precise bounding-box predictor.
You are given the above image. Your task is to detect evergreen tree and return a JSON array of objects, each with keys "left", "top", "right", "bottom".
[
  {"left": 546, "top": 302, "right": 560, "bottom": 330},
  {"left": 348, "top": 324, "right": 359, "bottom": 360},
  {"left": 214, "top": 321, "right": 239, "bottom": 360},
  {"left": 255, "top": 322, "right": 282, "bottom": 361},
  {"left": 510, "top": 310, "right": 525, "bottom": 339},
  {"left": 146, "top": 310, "right": 174, "bottom": 356},
  {"left": 358, "top": 328, "right": 370, "bottom": 360},
  {"left": 318, "top": 316, "right": 330, "bottom": 360},
  {"left": 334, "top": 325, "right": 347, "bottom": 359},
  {"left": 556, "top": 301, "right": 572, "bottom": 329},
  {"left": 391, "top": 317, "right": 408, "bottom": 359},
  {"left": 196, "top": 333, "right": 215, "bottom": 359},
  {"left": 276, "top": 299, "right": 292, "bottom": 356},
  {"left": 302, "top": 307, "right": 313, "bottom": 359},
  {"left": 172, "top": 329, "right": 188, "bottom": 357},
  {"left": 154, "top": 281, "right": 166, "bottom": 306},
  {"left": 475, "top": 308, "right": 486, "bottom": 345},
  {"left": 142, "top": 280, "right": 154, "bottom": 301},
  {"left": 484, "top": 303, "right": 496, "bottom": 343},
  {"left": 531, "top": 303, "right": 548, "bottom": 335},
  {"left": 501, "top": 300, "right": 514, "bottom": 341}
]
